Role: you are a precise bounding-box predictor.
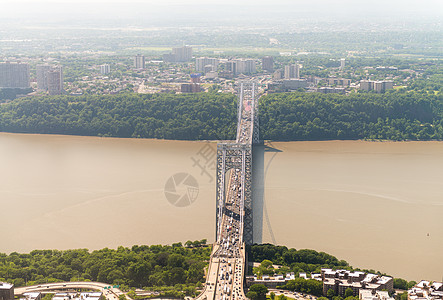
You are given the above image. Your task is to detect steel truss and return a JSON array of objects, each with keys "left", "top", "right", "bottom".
[
  {"left": 215, "top": 80, "right": 259, "bottom": 246},
  {"left": 216, "top": 143, "right": 253, "bottom": 245}
]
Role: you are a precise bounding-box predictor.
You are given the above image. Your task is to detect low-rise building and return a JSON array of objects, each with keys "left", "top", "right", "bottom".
[
  {"left": 180, "top": 83, "right": 201, "bottom": 93},
  {"left": 327, "top": 78, "right": 351, "bottom": 86},
  {"left": 317, "top": 87, "right": 345, "bottom": 94},
  {"left": 360, "top": 289, "right": 394, "bottom": 300},
  {"left": 359, "top": 80, "right": 393, "bottom": 92},
  {"left": 21, "top": 292, "right": 42, "bottom": 300},
  {"left": 408, "top": 281, "right": 443, "bottom": 300},
  {"left": 246, "top": 273, "right": 296, "bottom": 289},
  {"left": 52, "top": 292, "right": 102, "bottom": 300},
  {"left": 268, "top": 79, "right": 308, "bottom": 92},
  {"left": 205, "top": 71, "right": 218, "bottom": 79},
  {"left": 0, "top": 282, "right": 14, "bottom": 300}
]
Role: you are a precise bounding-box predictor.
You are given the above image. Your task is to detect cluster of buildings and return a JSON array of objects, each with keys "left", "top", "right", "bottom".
[
  {"left": 245, "top": 268, "right": 395, "bottom": 298},
  {"left": 321, "top": 269, "right": 394, "bottom": 297},
  {"left": 195, "top": 57, "right": 257, "bottom": 77},
  {"left": 0, "top": 62, "right": 64, "bottom": 95},
  {"left": 359, "top": 80, "right": 394, "bottom": 93},
  {"left": 36, "top": 64, "right": 64, "bottom": 95},
  {"left": 1, "top": 49, "right": 398, "bottom": 98},
  {"left": 408, "top": 281, "right": 443, "bottom": 300}
]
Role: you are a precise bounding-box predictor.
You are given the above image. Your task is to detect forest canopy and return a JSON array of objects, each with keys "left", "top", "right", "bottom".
[{"left": 0, "top": 90, "right": 442, "bottom": 141}]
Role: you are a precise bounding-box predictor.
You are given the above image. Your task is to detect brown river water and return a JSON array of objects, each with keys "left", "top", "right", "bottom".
[{"left": 0, "top": 132, "right": 442, "bottom": 281}]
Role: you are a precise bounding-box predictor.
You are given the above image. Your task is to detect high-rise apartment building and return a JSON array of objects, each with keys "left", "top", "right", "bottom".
[
  {"left": 360, "top": 80, "right": 372, "bottom": 91},
  {"left": 234, "top": 59, "right": 256, "bottom": 75},
  {"left": 36, "top": 65, "right": 64, "bottom": 94},
  {"left": 262, "top": 56, "right": 274, "bottom": 72},
  {"left": 100, "top": 64, "right": 111, "bottom": 74},
  {"left": 284, "top": 64, "right": 300, "bottom": 79},
  {"left": 195, "top": 57, "right": 218, "bottom": 72},
  {"left": 172, "top": 46, "right": 192, "bottom": 62},
  {"left": 47, "top": 66, "right": 64, "bottom": 95},
  {"left": 0, "top": 62, "right": 30, "bottom": 88},
  {"left": 36, "top": 64, "right": 51, "bottom": 91},
  {"left": 225, "top": 61, "right": 237, "bottom": 74},
  {"left": 134, "top": 54, "right": 145, "bottom": 69},
  {"left": 340, "top": 58, "right": 346, "bottom": 71}
]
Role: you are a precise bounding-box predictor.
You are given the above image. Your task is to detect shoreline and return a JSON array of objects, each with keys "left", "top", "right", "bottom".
[{"left": 1, "top": 131, "right": 442, "bottom": 144}]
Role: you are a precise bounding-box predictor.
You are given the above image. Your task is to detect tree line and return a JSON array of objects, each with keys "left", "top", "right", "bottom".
[
  {"left": 0, "top": 90, "right": 442, "bottom": 141},
  {"left": 0, "top": 242, "right": 210, "bottom": 296}
]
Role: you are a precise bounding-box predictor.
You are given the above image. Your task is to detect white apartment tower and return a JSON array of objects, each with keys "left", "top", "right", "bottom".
[
  {"left": 0, "top": 62, "right": 30, "bottom": 88},
  {"left": 36, "top": 64, "right": 51, "bottom": 91},
  {"left": 340, "top": 58, "right": 346, "bottom": 71},
  {"left": 134, "top": 54, "right": 145, "bottom": 69},
  {"left": 235, "top": 59, "right": 256, "bottom": 74},
  {"left": 284, "top": 64, "right": 300, "bottom": 79},
  {"left": 47, "top": 66, "right": 64, "bottom": 95},
  {"left": 100, "top": 64, "right": 111, "bottom": 74},
  {"left": 172, "top": 46, "right": 193, "bottom": 62},
  {"left": 195, "top": 57, "right": 218, "bottom": 72}
]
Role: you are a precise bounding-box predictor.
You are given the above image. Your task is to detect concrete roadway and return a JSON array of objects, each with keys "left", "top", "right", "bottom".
[{"left": 15, "top": 281, "right": 130, "bottom": 300}]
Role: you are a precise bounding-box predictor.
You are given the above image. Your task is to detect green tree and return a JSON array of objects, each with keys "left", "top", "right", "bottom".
[
  {"left": 395, "top": 292, "right": 408, "bottom": 300},
  {"left": 246, "top": 291, "right": 258, "bottom": 300},
  {"left": 344, "top": 288, "right": 354, "bottom": 298},
  {"left": 118, "top": 295, "right": 126, "bottom": 300},
  {"left": 394, "top": 278, "right": 408, "bottom": 290},
  {"left": 249, "top": 284, "right": 268, "bottom": 300},
  {"left": 327, "top": 289, "right": 336, "bottom": 299}
]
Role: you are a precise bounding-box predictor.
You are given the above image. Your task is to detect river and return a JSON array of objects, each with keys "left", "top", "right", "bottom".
[{"left": 0, "top": 132, "right": 442, "bottom": 281}]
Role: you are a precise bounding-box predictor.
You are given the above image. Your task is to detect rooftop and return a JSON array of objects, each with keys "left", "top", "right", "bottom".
[{"left": 0, "top": 282, "right": 13, "bottom": 290}]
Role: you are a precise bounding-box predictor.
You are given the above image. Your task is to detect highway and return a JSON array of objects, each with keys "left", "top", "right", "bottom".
[
  {"left": 197, "top": 81, "right": 258, "bottom": 300},
  {"left": 15, "top": 281, "right": 129, "bottom": 300}
]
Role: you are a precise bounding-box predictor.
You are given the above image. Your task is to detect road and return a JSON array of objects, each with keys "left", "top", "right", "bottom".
[
  {"left": 15, "top": 281, "right": 130, "bottom": 300},
  {"left": 196, "top": 81, "right": 257, "bottom": 300}
]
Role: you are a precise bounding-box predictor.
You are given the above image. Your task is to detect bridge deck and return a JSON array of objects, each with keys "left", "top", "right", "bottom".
[{"left": 197, "top": 81, "right": 258, "bottom": 300}]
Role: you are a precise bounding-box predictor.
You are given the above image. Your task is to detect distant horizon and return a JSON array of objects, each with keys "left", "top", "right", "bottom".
[{"left": 0, "top": 0, "right": 442, "bottom": 28}]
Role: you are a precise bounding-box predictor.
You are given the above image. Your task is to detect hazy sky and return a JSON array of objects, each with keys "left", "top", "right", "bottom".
[{"left": 0, "top": 0, "right": 442, "bottom": 26}]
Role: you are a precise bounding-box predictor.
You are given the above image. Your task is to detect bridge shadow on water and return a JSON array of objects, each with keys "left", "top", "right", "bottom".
[{"left": 252, "top": 142, "right": 282, "bottom": 245}]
